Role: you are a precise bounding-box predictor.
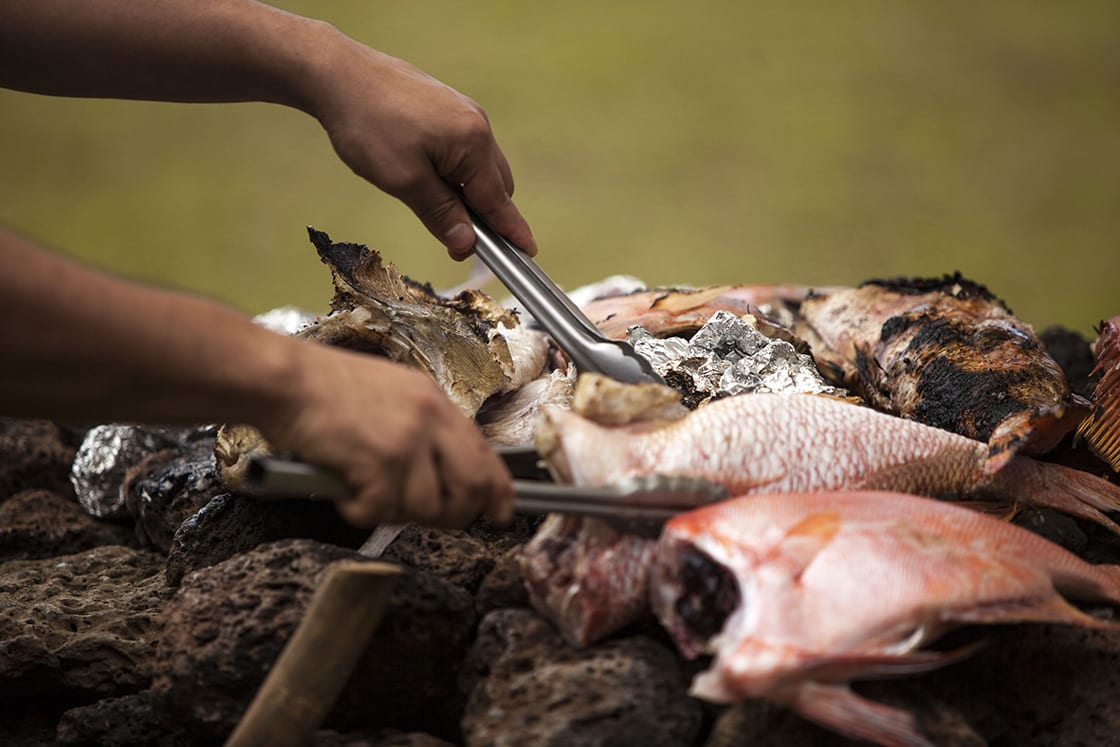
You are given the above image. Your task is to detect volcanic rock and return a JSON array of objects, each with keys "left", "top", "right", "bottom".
[
  {"left": 164, "top": 492, "right": 367, "bottom": 586},
  {"left": 704, "top": 682, "right": 985, "bottom": 747},
  {"left": 0, "top": 489, "right": 134, "bottom": 562},
  {"left": 151, "top": 539, "right": 477, "bottom": 742},
  {"left": 460, "top": 608, "right": 702, "bottom": 747},
  {"left": 380, "top": 525, "right": 496, "bottom": 593},
  {"left": 123, "top": 434, "right": 225, "bottom": 554},
  {"left": 474, "top": 547, "right": 531, "bottom": 618},
  {"left": 0, "top": 545, "right": 169, "bottom": 699},
  {"left": 56, "top": 691, "right": 189, "bottom": 747},
  {"left": 312, "top": 730, "right": 455, "bottom": 747},
  {"left": 1041, "top": 325, "right": 1095, "bottom": 399},
  {"left": 0, "top": 418, "right": 76, "bottom": 503},
  {"left": 922, "top": 623, "right": 1120, "bottom": 745}
]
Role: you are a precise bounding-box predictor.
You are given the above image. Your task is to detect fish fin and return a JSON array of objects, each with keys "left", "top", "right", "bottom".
[
  {"left": 982, "top": 443, "right": 1017, "bottom": 476},
  {"left": 1077, "top": 317, "right": 1120, "bottom": 470},
  {"left": 803, "top": 642, "right": 982, "bottom": 682},
  {"left": 1078, "top": 395, "right": 1120, "bottom": 473},
  {"left": 994, "top": 457, "right": 1120, "bottom": 534},
  {"left": 770, "top": 511, "right": 841, "bottom": 578},
  {"left": 946, "top": 592, "right": 1120, "bottom": 629},
  {"left": 985, "top": 403, "right": 1090, "bottom": 474},
  {"left": 787, "top": 681, "right": 937, "bottom": 747},
  {"left": 851, "top": 342, "right": 894, "bottom": 411}
]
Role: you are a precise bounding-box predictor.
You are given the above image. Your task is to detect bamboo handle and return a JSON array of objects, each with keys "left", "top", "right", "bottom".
[{"left": 225, "top": 560, "right": 401, "bottom": 747}]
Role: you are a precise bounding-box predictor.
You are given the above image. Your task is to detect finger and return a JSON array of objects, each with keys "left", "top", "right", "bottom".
[
  {"left": 333, "top": 447, "right": 410, "bottom": 528},
  {"left": 493, "top": 141, "right": 516, "bottom": 196},
  {"left": 336, "top": 469, "right": 397, "bottom": 528},
  {"left": 459, "top": 163, "right": 537, "bottom": 257},
  {"left": 435, "top": 426, "right": 514, "bottom": 526},
  {"left": 391, "top": 166, "right": 476, "bottom": 259},
  {"left": 398, "top": 447, "right": 445, "bottom": 526}
]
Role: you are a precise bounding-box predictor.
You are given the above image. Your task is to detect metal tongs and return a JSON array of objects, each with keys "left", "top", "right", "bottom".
[
  {"left": 465, "top": 204, "right": 665, "bottom": 385},
  {"left": 242, "top": 212, "right": 715, "bottom": 534},
  {"left": 243, "top": 455, "right": 727, "bottom": 537}
]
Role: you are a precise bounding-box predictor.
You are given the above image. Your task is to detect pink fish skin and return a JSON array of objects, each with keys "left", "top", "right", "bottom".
[
  {"left": 651, "top": 490, "right": 1120, "bottom": 747},
  {"left": 580, "top": 284, "right": 834, "bottom": 340},
  {"left": 538, "top": 391, "right": 1120, "bottom": 532}
]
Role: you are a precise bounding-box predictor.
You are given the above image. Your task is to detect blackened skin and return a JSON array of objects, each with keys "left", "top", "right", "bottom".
[
  {"left": 879, "top": 312, "right": 1051, "bottom": 442},
  {"left": 861, "top": 272, "right": 1006, "bottom": 308},
  {"left": 913, "top": 356, "right": 1032, "bottom": 440},
  {"left": 675, "top": 546, "right": 741, "bottom": 641}
]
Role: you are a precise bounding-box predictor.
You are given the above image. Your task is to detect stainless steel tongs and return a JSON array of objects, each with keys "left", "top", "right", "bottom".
[
  {"left": 465, "top": 204, "right": 665, "bottom": 386},
  {"left": 242, "top": 456, "right": 727, "bottom": 537}
]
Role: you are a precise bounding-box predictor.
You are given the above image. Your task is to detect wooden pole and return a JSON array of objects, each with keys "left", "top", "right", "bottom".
[{"left": 225, "top": 560, "right": 401, "bottom": 747}]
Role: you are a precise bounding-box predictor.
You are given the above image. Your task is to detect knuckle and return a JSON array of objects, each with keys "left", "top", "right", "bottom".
[{"left": 378, "top": 166, "right": 427, "bottom": 199}]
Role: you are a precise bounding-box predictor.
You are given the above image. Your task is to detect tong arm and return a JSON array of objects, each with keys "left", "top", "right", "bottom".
[
  {"left": 242, "top": 457, "right": 727, "bottom": 537},
  {"left": 466, "top": 205, "right": 666, "bottom": 386}
]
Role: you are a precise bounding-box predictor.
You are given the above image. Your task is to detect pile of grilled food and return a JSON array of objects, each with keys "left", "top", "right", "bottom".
[{"left": 210, "top": 229, "right": 1120, "bottom": 747}]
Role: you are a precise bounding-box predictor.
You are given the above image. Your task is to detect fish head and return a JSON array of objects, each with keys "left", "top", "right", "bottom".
[{"left": 651, "top": 514, "right": 753, "bottom": 660}]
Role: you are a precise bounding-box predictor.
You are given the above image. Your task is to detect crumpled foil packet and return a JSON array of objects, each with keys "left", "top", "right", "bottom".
[
  {"left": 628, "top": 310, "right": 847, "bottom": 406},
  {"left": 71, "top": 424, "right": 215, "bottom": 519},
  {"left": 252, "top": 306, "right": 318, "bottom": 335}
]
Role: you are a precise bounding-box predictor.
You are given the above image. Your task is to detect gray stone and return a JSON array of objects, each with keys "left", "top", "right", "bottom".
[{"left": 460, "top": 609, "right": 702, "bottom": 747}]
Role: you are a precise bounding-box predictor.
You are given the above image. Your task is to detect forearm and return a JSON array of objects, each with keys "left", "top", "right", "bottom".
[
  {"left": 0, "top": 0, "right": 332, "bottom": 111},
  {"left": 0, "top": 227, "right": 301, "bottom": 427}
]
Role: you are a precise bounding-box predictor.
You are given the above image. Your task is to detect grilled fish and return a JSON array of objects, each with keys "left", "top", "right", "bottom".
[
  {"left": 537, "top": 391, "right": 1120, "bottom": 531},
  {"left": 581, "top": 284, "right": 830, "bottom": 341},
  {"left": 798, "top": 274, "right": 1087, "bottom": 471},
  {"left": 651, "top": 490, "right": 1120, "bottom": 747}
]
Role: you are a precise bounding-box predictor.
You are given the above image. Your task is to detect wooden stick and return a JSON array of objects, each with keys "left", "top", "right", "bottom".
[{"left": 225, "top": 559, "right": 401, "bottom": 747}]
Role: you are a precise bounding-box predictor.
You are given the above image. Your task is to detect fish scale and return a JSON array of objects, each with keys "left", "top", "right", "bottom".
[{"left": 539, "top": 391, "right": 1120, "bottom": 531}]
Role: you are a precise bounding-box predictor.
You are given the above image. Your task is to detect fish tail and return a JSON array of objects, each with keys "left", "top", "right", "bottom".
[
  {"left": 788, "top": 682, "right": 937, "bottom": 747},
  {"left": 993, "top": 457, "right": 1120, "bottom": 534}
]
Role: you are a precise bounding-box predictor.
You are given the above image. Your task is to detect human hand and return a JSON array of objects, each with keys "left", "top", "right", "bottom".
[
  {"left": 257, "top": 339, "right": 514, "bottom": 529},
  {"left": 304, "top": 30, "right": 536, "bottom": 261}
]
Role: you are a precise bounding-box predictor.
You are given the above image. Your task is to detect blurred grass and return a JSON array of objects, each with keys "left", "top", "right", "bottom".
[{"left": 2, "top": 1, "right": 1118, "bottom": 335}]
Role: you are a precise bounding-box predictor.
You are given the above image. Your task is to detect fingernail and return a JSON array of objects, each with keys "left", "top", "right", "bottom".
[{"left": 444, "top": 223, "right": 475, "bottom": 253}]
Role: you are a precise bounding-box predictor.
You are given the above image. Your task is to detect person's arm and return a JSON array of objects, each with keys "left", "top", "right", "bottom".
[
  {"left": 0, "top": 228, "right": 515, "bottom": 528},
  {"left": 0, "top": 0, "right": 535, "bottom": 258}
]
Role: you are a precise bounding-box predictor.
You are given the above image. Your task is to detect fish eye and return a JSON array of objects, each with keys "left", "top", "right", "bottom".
[{"left": 674, "top": 546, "right": 742, "bottom": 644}]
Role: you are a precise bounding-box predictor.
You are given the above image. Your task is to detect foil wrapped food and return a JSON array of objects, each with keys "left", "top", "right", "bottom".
[
  {"left": 628, "top": 310, "right": 846, "bottom": 406},
  {"left": 71, "top": 424, "right": 215, "bottom": 519}
]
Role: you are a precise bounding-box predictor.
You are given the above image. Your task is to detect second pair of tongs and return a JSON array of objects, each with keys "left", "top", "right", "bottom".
[
  {"left": 466, "top": 205, "right": 665, "bottom": 386},
  {"left": 243, "top": 456, "right": 728, "bottom": 537}
]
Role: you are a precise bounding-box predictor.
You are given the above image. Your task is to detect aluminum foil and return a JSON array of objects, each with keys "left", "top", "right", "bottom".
[
  {"left": 71, "top": 424, "right": 214, "bottom": 519},
  {"left": 252, "top": 306, "right": 318, "bottom": 335},
  {"left": 628, "top": 310, "right": 846, "bottom": 406}
]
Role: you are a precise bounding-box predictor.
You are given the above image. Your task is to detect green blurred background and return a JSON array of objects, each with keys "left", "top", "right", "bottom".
[{"left": 2, "top": 1, "right": 1118, "bottom": 335}]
